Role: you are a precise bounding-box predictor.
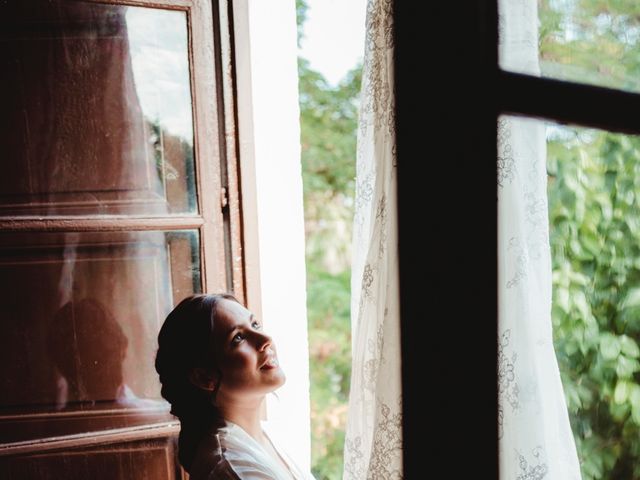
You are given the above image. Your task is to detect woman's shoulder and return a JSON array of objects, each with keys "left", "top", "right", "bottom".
[
  {"left": 260, "top": 421, "right": 317, "bottom": 480},
  {"left": 188, "top": 428, "right": 230, "bottom": 480},
  {"left": 189, "top": 423, "right": 280, "bottom": 480}
]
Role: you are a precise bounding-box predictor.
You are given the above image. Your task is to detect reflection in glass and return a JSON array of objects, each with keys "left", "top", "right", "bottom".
[
  {"left": 0, "top": 1, "right": 196, "bottom": 215},
  {"left": 0, "top": 230, "right": 201, "bottom": 442},
  {"left": 48, "top": 298, "right": 157, "bottom": 410},
  {"left": 500, "top": 0, "right": 640, "bottom": 94}
]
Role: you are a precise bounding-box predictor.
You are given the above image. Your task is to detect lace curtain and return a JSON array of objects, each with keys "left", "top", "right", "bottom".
[
  {"left": 498, "top": 0, "right": 581, "bottom": 478},
  {"left": 342, "top": 0, "right": 402, "bottom": 478}
]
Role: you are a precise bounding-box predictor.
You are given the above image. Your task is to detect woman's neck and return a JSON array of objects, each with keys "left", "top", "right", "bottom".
[
  {"left": 219, "top": 398, "right": 295, "bottom": 479},
  {"left": 218, "top": 397, "right": 266, "bottom": 441}
]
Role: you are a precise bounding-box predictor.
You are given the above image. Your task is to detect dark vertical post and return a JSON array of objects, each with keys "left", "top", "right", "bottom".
[{"left": 394, "top": 1, "right": 499, "bottom": 477}]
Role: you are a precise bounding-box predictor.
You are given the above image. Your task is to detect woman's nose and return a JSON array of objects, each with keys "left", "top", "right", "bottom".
[{"left": 255, "top": 331, "right": 272, "bottom": 351}]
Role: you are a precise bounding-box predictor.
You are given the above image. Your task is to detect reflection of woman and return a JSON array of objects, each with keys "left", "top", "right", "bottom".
[
  {"left": 48, "top": 298, "right": 128, "bottom": 407},
  {"left": 155, "top": 294, "right": 315, "bottom": 479},
  {"left": 48, "top": 298, "right": 161, "bottom": 410}
]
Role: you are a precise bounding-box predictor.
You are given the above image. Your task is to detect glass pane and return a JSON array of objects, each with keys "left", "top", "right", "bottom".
[
  {"left": 500, "top": 114, "right": 640, "bottom": 478},
  {"left": 0, "top": 2, "right": 197, "bottom": 215},
  {"left": 546, "top": 123, "right": 640, "bottom": 478},
  {"left": 0, "top": 229, "right": 201, "bottom": 443},
  {"left": 500, "top": 0, "right": 640, "bottom": 94}
]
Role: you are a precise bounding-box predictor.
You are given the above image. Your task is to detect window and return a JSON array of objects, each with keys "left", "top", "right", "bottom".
[
  {"left": 0, "top": 0, "right": 243, "bottom": 477},
  {"left": 394, "top": 1, "right": 640, "bottom": 478}
]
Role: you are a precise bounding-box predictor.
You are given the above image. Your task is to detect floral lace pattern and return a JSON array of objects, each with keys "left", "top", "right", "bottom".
[
  {"left": 362, "top": 324, "right": 384, "bottom": 394},
  {"left": 497, "top": 0, "right": 581, "bottom": 477},
  {"left": 498, "top": 112, "right": 579, "bottom": 478},
  {"left": 498, "top": 117, "right": 516, "bottom": 188},
  {"left": 375, "top": 195, "right": 387, "bottom": 259},
  {"left": 516, "top": 448, "right": 549, "bottom": 480},
  {"left": 344, "top": 402, "right": 402, "bottom": 480},
  {"left": 359, "top": 0, "right": 394, "bottom": 140},
  {"left": 367, "top": 403, "right": 402, "bottom": 479},
  {"left": 498, "top": 329, "right": 519, "bottom": 439},
  {"left": 344, "top": 0, "right": 402, "bottom": 478},
  {"left": 506, "top": 237, "right": 527, "bottom": 289}
]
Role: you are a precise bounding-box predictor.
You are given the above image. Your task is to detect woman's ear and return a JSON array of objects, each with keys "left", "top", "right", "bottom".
[{"left": 188, "top": 368, "right": 219, "bottom": 392}]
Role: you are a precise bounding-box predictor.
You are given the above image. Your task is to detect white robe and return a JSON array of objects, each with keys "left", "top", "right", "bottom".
[{"left": 190, "top": 421, "right": 316, "bottom": 480}]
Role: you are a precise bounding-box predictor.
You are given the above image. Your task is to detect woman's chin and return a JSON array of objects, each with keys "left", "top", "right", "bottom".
[{"left": 270, "top": 368, "right": 286, "bottom": 388}]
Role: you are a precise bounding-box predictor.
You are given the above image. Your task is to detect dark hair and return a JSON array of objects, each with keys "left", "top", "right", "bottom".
[{"left": 154, "top": 293, "right": 240, "bottom": 472}]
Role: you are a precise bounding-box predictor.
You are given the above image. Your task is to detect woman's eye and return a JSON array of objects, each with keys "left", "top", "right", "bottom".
[
  {"left": 252, "top": 321, "right": 261, "bottom": 330},
  {"left": 231, "top": 333, "right": 244, "bottom": 345}
]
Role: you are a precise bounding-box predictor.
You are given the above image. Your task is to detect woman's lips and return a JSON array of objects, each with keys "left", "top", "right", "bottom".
[{"left": 260, "top": 356, "right": 279, "bottom": 369}]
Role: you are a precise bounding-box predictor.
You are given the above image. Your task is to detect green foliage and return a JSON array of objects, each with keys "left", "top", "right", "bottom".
[
  {"left": 299, "top": 58, "right": 361, "bottom": 275},
  {"left": 547, "top": 129, "right": 640, "bottom": 478},
  {"left": 537, "top": 1, "right": 640, "bottom": 477},
  {"left": 296, "top": 1, "right": 362, "bottom": 478},
  {"left": 540, "top": 2, "right": 640, "bottom": 478},
  {"left": 299, "top": 57, "right": 361, "bottom": 477},
  {"left": 306, "top": 264, "right": 352, "bottom": 480},
  {"left": 296, "top": 0, "right": 309, "bottom": 48},
  {"left": 539, "top": 0, "right": 640, "bottom": 92},
  {"left": 299, "top": 57, "right": 361, "bottom": 203}
]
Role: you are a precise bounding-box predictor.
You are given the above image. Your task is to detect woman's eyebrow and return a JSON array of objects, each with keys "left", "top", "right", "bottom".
[
  {"left": 225, "top": 314, "right": 256, "bottom": 338},
  {"left": 225, "top": 324, "right": 241, "bottom": 339}
]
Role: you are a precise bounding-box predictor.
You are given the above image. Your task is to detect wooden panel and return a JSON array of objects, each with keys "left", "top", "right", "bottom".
[
  {"left": 0, "top": 1, "right": 232, "bottom": 479},
  {"left": 215, "top": 0, "right": 246, "bottom": 300},
  {"left": 0, "top": 407, "right": 173, "bottom": 445},
  {"left": 0, "top": 217, "right": 204, "bottom": 233},
  {"left": 0, "top": 435, "right": 180, "bottom": 480},
  {"left": 190, "top": 0, "right": 227, "bottom": 293},
  {"left": 0, "top": 230, "right": 200, "bottom": 443},
  {"left": 0, "top": 1, "right": 196, "bottom": 216}
]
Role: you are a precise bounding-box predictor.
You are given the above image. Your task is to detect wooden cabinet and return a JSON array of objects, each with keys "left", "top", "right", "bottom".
[{"left": 0, "top": 0, "right": 243, "bottom": 477}]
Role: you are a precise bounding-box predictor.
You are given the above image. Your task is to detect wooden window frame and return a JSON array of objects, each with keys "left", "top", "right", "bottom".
[
  {"left": 0, "top": 0, "right": 246, "bottom": 300},
  {"left": 0, "top": 0, "right": 247, "bottom": 456}
]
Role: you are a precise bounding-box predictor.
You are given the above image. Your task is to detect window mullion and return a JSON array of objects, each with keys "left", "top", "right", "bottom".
[{"left": 498, "top": 70, "right": 640, "bottom": 135}]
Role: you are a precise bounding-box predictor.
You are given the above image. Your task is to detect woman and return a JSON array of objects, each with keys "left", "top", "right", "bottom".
[{"left": 155, "top": 293, "right": 315, "bottom": 479}]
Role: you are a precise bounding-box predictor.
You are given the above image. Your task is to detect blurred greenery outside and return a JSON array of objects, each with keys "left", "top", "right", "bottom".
[
  {"left": 296, "top": 0, "right": 640, "bottom": 478},
  {"left": 541, "top": 1, "right": 640, "bottom": 478},
  {"left": 296, "top": 1, "right": 362, "bottom": 479}
]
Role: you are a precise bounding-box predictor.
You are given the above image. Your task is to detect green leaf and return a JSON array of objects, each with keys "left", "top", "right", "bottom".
[
  {"left": 629, "top": 384, "right": 640, "bottom": 409},
  {"left": 620, "top": 335, "right": 640, "bottom": 358},
  {"left": 600, "top": 333, "right": 621, "bottom": 361},
  {"left": 614, "top": 380, "right": 630, "bottom": 404},
  {"left": 611, "top": 401, "right": 631, "bottom": 421},
  {"left": 622, "top": 288, "right": 640, "bottom": 309},
  {"left": 556, "top": 287, "right": 570, "bottom": 313},
  {"left": 632, "top": 404, "right": 640, "bottom": 426},
  {"left": 573, "top": 290, "right": 592, "bottom": 319},
  {"left": 616, "top": 355, "right": 640, "bottom": 378}
]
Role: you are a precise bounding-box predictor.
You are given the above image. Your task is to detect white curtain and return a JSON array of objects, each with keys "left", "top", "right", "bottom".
[
  {"left": 498, "top": 0, "right": 582, "bottom": 478},
  {"left": 342, "top": 0, "right": 402, "bottom": 478}
]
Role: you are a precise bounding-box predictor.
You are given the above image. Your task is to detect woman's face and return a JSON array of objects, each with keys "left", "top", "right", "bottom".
[{"left": 212, "top": 299, "right": 285, "bottom": 402}]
